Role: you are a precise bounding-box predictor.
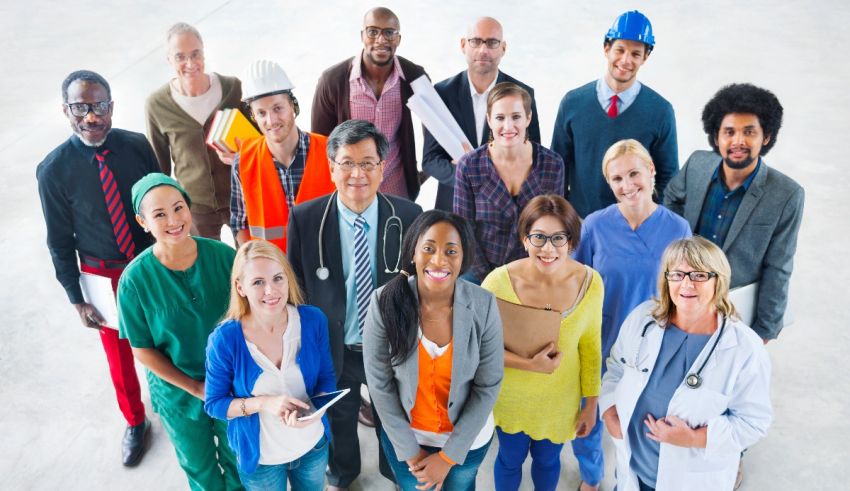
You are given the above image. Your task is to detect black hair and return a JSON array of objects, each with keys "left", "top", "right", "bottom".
[
  {"left": 603, "top": 38, "right": 653, "bottom": 55},
  {"left": 61, "top": 70, "right": 111, "bottom": 103},
  {"left": 327, "top": 119, "right": 389, "bottom": 162},
  {"left": 245, "top": 90, "right": 300, "bottom": 117},
  {"left": 701, "top": 83, "right": 783, "bottom": 155},
  {"left": 378, "top": 210, "right": 476, "bottom": 365}
]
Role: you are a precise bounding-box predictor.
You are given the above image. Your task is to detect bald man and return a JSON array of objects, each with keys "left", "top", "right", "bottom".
[
  {"left": 312, "top": 7, "right": 429, "bottom": 202},
  {"left": 422, "top": 17, "right": 540, "bottom": 210}
]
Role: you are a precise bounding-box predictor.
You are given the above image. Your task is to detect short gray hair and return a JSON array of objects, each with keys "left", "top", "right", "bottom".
[
  {"left": 326, "top": 120, "right": 389, "bottom": 162},
  {"left": 166, "top": 22, "right": 203, "bottom": 46}
]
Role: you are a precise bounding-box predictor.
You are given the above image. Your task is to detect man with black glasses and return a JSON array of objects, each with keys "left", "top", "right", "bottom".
[
  {"left": 36, "top": 70, "right": 159, "bottom": 467},
  {"left": 311, "top": 6, "right": 428, "bottom": 201},
  {"left": 422, "top": 16, "right": 541, "bottom": 211}
]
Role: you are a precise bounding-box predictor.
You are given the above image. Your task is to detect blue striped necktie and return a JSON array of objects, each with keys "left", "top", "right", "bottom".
[{"left": 353, "top": 215, "right": 373, "bottom": 336}]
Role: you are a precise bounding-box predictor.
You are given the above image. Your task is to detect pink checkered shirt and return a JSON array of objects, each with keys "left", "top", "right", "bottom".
[{"left": 349, "top": 53, "right": 407, "bottom": 197}]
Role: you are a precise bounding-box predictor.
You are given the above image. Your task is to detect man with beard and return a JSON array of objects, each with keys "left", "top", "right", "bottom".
[
  {"left": 36, "top": 70, "right": 159, "bottom": 466},
  {"left": 230, "top": 59, "right": 335, "bottom": 251},
  {"left": 311, "top": 6, "right": 428, "bottom": 201},
  {"left": 421, "top": 16, "right": 540, "bottom": 211},
  {"left": 665, "top": 83, "right": 804, "bottom": 343},
  {"left": 551, "top": 10, "right": 678, "bottom": 218}
]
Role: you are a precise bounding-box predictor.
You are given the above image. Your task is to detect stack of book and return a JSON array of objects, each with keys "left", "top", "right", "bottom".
[{"left": 206, "top": 108, "right": 261, "bottom": 153}]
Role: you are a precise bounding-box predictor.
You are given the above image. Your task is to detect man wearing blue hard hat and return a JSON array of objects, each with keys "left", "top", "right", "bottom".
[
  {"left": 552, "top": 10, "right": 678, "bottom": 219},
  {"left": 552, "top": 12, "right": 680, "bottom": 489}
]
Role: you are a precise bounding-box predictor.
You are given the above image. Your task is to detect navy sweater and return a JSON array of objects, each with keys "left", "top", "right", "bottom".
[{"left": 551, "top": 81, "right": 678, "bottom": 218}]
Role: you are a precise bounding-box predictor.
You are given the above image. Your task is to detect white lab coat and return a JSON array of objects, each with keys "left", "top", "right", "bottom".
[{"left": 599, "top": 301, "right": 772, "bottom": 491}]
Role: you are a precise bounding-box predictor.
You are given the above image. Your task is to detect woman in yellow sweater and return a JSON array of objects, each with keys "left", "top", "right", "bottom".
[{"left": 482, "top": 194, "right": 603, "bottom": 491}]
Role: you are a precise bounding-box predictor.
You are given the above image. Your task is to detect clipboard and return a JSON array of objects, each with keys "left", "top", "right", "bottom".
[
  {"left": 496, "top": 298, "right": 562, "bottom": 358},
  {"left": 729, "top": 282, "right": 794, "bottom": 328}
]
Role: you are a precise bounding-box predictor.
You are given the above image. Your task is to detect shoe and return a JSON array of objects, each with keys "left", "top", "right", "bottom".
[
  {"left": 734, "top": 458, "right": 744, "bottom": 490},
  {"left": 122, "top": 417, "right": 150, "bottom": 466},
  {"left": 358, "top": 397, "right": 375, "bottom": 428}
]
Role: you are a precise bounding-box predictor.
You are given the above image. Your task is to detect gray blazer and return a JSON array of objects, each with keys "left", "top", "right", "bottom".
[
  {"left": 363, "top": 277, "right": 503, "bottom": 464},
  {"left": 663, "top": 150, "right": 804, "bottom": 340}
]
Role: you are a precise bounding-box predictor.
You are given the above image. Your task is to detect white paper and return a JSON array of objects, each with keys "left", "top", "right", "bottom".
[
  {"left": 80, "top": 272, "right": 119, "bottom": 329},
  {"left": 407, "top": 75, "right": 471, "bottom": 161},
  {"left": 729, "top": 282, "right": 793, "bottom": 328}
]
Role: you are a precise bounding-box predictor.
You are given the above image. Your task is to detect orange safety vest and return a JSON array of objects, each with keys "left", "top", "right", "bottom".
[{"left": 240, "top": 132, "right": 335, "bottom": 251}]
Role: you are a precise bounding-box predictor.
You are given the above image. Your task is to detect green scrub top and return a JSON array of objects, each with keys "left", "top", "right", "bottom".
[{"left": 118, "top": 237, "right": 236, "bottom": 420}]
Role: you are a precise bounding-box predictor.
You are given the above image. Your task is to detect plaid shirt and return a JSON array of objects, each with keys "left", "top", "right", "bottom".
[
  {"left": 454, "top": 143, "right": 565, "bottom": 281},
  {"left": 349, "top": 53, "right": 407, "bottom": 197},
  {"left": 696, "top": 159, "right": 761, "bottom": 246},
  {"left": 230, "top": 131, "right": 310, "bottom": 232}
]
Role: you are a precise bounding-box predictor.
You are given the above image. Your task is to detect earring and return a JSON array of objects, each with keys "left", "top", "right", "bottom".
[
  {"left": 523, "top": 131, "right": 529, "bottom": 144},
  {"left": 143, "top": 227, "right": 149, "bottom": 233},
  {"left": 487, "top": 131, "right": 494, "bottom": 146}
]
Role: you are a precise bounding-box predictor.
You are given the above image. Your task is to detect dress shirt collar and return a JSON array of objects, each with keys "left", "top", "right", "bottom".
[
  {"left": 69, "top": 130, "right": 117, "bottom": 161},
  {"left": 336, "top": 192, "right": 380, "bottom": 229},
  {"left": 467, "top": 70, "right": 498, "bottom": 98},
  {"left": 350, "top": 51, "right": 405, "bottom": 82},
  {"left": 596, "top": 77, "right": 641, "bottom": 108},
  {"left": 711, "top": 158, "right": 763, "bottom": 193}
]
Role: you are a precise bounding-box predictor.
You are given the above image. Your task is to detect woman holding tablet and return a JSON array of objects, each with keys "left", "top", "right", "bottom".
[{"left": 204, "top": 239, "right": 337, "bottom": 490}]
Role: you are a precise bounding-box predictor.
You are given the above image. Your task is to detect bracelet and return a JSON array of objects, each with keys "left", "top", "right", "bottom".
[
  {"left": 240, "top": 397, "right": 248, "bottom": 417},
  {"left": 437, "top": 450, "right": 456, "bottom": 466}
]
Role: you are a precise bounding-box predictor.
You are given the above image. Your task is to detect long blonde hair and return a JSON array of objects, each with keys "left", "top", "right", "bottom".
[
  {"left": 225, "top": 240, "right": 304, "bottom": 320},
  {"left": 652, "top": 236, "right": 738, "bottom": 326}
]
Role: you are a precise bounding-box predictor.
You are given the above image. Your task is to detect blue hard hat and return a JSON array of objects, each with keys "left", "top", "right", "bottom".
[{"left": 605, "top": 10, "right": 655, "bottom": 48}]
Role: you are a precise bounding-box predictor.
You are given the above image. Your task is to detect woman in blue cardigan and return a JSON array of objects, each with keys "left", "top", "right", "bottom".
[{"left": 205, "top": 239, "right": 336, "bottom": 490}]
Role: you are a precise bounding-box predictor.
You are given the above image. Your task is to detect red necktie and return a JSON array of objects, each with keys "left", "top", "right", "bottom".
[
  {"left": 607, "top": 94, "right": 619, "bottom": 118},
  {"left": 96, "top": 150, "right": 135, "bottom": 259}
]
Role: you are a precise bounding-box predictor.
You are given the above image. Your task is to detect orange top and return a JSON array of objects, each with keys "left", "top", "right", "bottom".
[
  {"left": 239, "top": 132, "right": 335, "bottom": 251},
  {"left": 410, "top": 340, "right": 454, "bottom": 434}
]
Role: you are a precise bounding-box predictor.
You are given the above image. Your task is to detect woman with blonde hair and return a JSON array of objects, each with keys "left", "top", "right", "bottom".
[
  {"left": 600, "top": 237, "right": 772, "bottom": 491},
  {"left": 205, "top": 239, "right": 336, "bottom": 490},
  {"left": 570, "top": 139, "right": 691, "bottom": 488}
]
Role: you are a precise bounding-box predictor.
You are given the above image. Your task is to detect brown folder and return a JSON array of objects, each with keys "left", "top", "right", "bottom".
[{"left": 496, "top": 298, "right": 562, "bottom": 358}]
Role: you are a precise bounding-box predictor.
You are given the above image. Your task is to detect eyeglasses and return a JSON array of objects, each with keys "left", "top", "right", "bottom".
[
  {"left": 665, "top": 271, "right": 718, "bottom": 282},
  {"left": 526, "top": 233, "right": 570, "bottom": 248},
  {"left": 467, "top": 38, "right": 502, "bottom": 49},
  {"left": 332, "top": 160, "right": 383, "bottom": 172},
  {"left": 65, "top": 101, "right": 112, "bottom": 117},
  {"left": 172, "top": 50, "right": 204, "bottom": 64},
  {"left": 364, "top": 27, "right": 400, "bottom": 40}
]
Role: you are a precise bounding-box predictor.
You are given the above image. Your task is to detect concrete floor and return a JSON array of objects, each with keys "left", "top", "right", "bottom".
[{"left": 1, "top": 0, "right": 847, "bottom": 489}]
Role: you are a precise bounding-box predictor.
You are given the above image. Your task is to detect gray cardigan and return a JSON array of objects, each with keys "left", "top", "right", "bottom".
[
  {"left": 664, "top": 150, "right": 804, "bottom": 340},
  {"left": 363, "top": 277, "right": 503, "bottom": 464}
]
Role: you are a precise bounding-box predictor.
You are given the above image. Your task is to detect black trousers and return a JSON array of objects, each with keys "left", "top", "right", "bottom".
[{"left": 326, "top": 347, "right": 395, "bottom": 487}]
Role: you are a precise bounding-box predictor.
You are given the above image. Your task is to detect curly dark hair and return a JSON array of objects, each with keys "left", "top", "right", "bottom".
[{"left": 701, "top": 83, "right": 783, "bottom": 156}]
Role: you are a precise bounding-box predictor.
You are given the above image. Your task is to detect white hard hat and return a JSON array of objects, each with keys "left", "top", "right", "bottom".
[{"left": 241, "top": 59, "right": 295, "bottom": 102}]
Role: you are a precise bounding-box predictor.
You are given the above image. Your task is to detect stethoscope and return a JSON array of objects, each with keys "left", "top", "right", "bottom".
[
  {"left": 621, "top": 316, "right": 727, "bottom": 389},
  {"left": 315, "top": 191, "right": 403, "bottom": 280}
]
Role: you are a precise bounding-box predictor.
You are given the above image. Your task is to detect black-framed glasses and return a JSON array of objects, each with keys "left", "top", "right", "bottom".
[
  {"left": 665, "top": 271, "right": 717, "bottom": 282},
  {"left": 364, "top": 27, "right": 399, "bottom": 40},
  {"left": 467, "top": 37, "right": 502, "bottom": 49},
  {"left": 65, "top": 101, "right": 112, "bottom": 117},
  {"left": 332, "top": 159, "right": 383, "bottom": 172},
  {"left": 526, "top": 233, "right": 569, "bottom": 248}
]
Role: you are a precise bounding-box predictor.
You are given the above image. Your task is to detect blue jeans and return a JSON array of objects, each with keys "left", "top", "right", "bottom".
[
  {"left": 494, "top": 428, "right": 564, "bottom": 491},
  {"left": 238, "top": 435, "right": 329, "bottom": 491},
  {"left": 381, "top": 429, "right": 491, "bottom": 491},
  {"left": 571, "top": 397, "right": 604, "bottom": 485}
]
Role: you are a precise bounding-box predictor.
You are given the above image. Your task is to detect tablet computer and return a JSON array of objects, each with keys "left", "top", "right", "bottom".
[{"left": 297, "top": 388, "right": 351, "bottom": 421}]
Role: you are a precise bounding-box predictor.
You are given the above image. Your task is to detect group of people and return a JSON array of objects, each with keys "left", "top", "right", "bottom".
[{"left": 36, "top": 6, "right": 804, "bottom": 491}]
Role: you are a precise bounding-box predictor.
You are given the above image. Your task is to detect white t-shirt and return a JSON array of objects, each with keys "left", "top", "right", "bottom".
[
  {"left": 169, "top": 72, "right": 222, "bottom": 125},
  {"left": 467, "top": 72, "right": 498, "bottom": 146}
]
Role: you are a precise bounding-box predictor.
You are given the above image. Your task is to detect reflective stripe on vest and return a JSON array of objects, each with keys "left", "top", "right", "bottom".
[{"left": 248, "top": 225, "right": 286, "bottom": 240}]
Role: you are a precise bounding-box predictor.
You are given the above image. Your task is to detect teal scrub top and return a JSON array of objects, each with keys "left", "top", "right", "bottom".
[{"left": 118, "top": 237, "right": 236, "bottom": 419}]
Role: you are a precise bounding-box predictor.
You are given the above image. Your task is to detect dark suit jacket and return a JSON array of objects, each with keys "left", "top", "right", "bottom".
[
  {"left": 421, "top": 70, "right": 541, "bottom": 211},
  {"left": 664, "top": 150, "right": 805, "bottom": 340},
  {"left": 287, "top": 192, "right": 422, "bottom": 378}
]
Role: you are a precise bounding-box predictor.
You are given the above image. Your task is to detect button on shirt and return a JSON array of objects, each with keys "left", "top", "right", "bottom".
[
  {"left": 349, "top": 54, "right": 407, "bottom": 197},
  {"left": 468, "top": 72, "right": 497, "bottom": 146},
  {"left": 696, "top": 159, "right": 762, "bottom": 247},
  {"left": 596, "top": 78, "right": 642, "bottom": 115},
  {"left": 337, "top": 195, "right": 379, "bottom": 345}
]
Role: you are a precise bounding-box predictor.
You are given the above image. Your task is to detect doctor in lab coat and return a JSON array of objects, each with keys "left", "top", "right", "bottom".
[{"left": 599, "top": 237, "right": 772, "bottom": 491}]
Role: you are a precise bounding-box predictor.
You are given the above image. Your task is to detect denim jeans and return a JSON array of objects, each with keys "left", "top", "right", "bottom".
[
  {"left": 494, "top": 427, "right": 564, "bottom": 491},
  {"left": 238, "top": 435, "right": 329, "bottom": 491},
  {"left": 380, "top": 429, "right": 492, "bottom": 491}
]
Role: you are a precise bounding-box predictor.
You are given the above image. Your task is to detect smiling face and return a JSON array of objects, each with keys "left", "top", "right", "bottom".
[
  {"left": 330, "top": 138, "right": 384, "bottom": 213},
  {"left": 167, "top": 32, "right": 205, "bottom": 84},
  {"left": 461, "top": 17, "right": 505, "bottom": 77},
  {"left": 487, "top": 94, "right": 531, "bottom": 148},
  {"left": 715, "top": 113, "right": 769, "bottom": 172},
  {"left": 361, "top": 11, "right": 400, "bottom": 67},
  {"left": 414, "top": 221, "right": 463, "bottom": 296},
  {"left": 64, "top": 80, "right": 113, "bottom": 146},
  {"left": 249, "top": 93, "right": 297, "bottom": 145},
  {"left": 523, "top": 215, "right": 570, "bottom": 274},
  {"left": 668, "top": 261, "right": 717, "bottom": 318},
  {"left": 604, "top": 39, "right": 648, "bottom": 90},
  {"left": 606, "top": 153, "right": 655, "bottom": 208},
  {"left": 136, "top": 185, "right": 192, "bottom": 245},
  {"left": 236, "top": 257, "right": 289, "bottom": 316}
]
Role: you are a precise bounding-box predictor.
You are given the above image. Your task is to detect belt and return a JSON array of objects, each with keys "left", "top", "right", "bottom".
[
  {"left": 345, "top": 344, "right": 363, "bottom": 352},
  {"left": 80, "top": 255, "right": 130, "bottom": 270}
]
